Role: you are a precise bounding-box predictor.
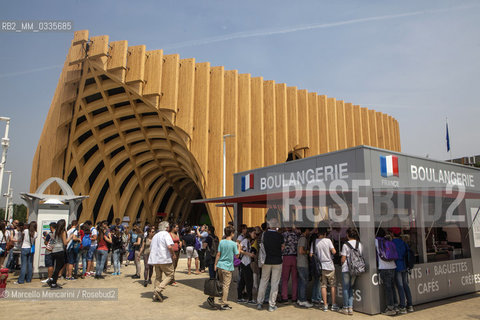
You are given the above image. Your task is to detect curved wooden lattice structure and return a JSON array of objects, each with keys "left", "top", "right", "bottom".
[{"left": 31, "top": 30, "right": 401, "bottom": 229}]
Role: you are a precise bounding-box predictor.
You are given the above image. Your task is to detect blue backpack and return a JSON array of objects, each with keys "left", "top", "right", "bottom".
[
  {"left": 67, "top": 228, "right": 81, "bottom": 253},
  {"left": 82, "top": 233, "right": 91, "bottom": 249},
  {"left": 194, "top": 237, "right": 202, "bottom": 251},
  {"left": 377, "top": 237, "right": 398, "bottom": 261},
  {"left": 405, "top": 244, "right": 415, "bottom": 270}
]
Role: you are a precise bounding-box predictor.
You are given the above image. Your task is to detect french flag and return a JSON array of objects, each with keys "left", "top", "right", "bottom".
[
  {"left": 380, "top": 155, "right": 399, "bottom": 178},
  {"left": 241, "top": 173, "right": 254, "bottom": 192}
]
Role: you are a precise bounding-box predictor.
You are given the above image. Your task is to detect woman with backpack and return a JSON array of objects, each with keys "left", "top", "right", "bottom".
[
  {"left": 16, "top": 222, "right": 37, "bottom": 284},
  {"left": 182, "top": 227, "right": 200, "bottom": 275},
  {"left": 391, "top": 228, "right": 414, "bottom": 314},
  {"left": 169, "top": 224, "right": 181, "bottom": 285},
  {"left": 95, "top": 225, "right": 111, "bottom": 279},
  {"left": 375, "top": 228, "right": 398, "bottom": 316},
  {"left": 111, "top": 226, "right": 123, "bottom": 275},
  {"left": 78, "top": 223, "right": 91, "bottom": 278},
  {"left": 340, "top": 228, "right": 363, "bottom": 316},
  {"left": 237, "top": 227, "right": 256, "bottom": 304},
  {"left": 49, "top": 219, "right": 75, "bottom": 289},
  {"left": 140, "top": 226, "right": 155, "bottom": 287}
]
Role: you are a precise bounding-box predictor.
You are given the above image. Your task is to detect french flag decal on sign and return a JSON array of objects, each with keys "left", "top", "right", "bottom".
[
  {"left": 241, "top": 173, "right": 254, "bottom": 192},
  {"left": 380, "top": 155, "right": 399, "bottom": 177}
]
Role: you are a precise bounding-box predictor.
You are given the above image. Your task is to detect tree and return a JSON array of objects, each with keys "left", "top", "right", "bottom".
[
  {"left": 13, "top": 204, "right": 28, "bottom": 222},
  {"left": 0, "top": 204, "right": 28, "bottom": 222}
]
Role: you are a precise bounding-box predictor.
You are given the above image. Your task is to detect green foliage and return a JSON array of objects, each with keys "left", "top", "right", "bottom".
[
  {"left": 13, "top": 204, "right": 28, "bottom": 222},
  {"left": 0, "top": 204, "right": 28, "bottom": 222}
]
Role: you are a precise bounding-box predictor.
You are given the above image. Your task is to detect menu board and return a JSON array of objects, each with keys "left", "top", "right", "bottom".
[
  {"left": 38, "top": 220, "right": 56, "bottom": 268},
  {"left": 471, "top": 208, "right": 480, "bottom": 248}
]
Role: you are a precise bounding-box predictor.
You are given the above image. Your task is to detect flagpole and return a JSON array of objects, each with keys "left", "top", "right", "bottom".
[{"left": 446, "top": 117, "right": 452, "bottom": 161}]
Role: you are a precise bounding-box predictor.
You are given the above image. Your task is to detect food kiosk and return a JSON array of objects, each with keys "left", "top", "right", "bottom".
[
  {"left": 193, "top": 146, "right": 480, "bottom": 314},
  {"left": 22, "top": 177, "right": 88, "bottom": 278}
]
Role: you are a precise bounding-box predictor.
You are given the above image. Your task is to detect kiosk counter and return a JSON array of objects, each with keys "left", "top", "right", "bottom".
[{"left": 193, "top": 146, "right": 480, "bottom": 314}]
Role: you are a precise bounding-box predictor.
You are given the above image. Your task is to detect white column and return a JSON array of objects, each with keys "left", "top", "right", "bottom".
[
  {"left": 223, "top": 137, "right": 226, "bottom": 233},
  {"left": 222, "top": 134, "right": 235, "bottom": 234},
  {"left": 4, "top": 171, "right": 12, "bottom": 221},
  {"left": 0, "top": 117, "right": 11, "bottom": 203}
]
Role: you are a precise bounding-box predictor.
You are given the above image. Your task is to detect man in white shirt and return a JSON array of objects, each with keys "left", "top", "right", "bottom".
[
  {"left": 312, "top": 227, "right": 338, "bottom": 312},
  {"left": 148, "top": 221, "right": 176, "bottom": 302}
]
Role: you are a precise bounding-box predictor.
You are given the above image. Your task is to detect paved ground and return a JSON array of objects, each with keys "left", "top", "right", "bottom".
[{"left": 1, "top": 258, "right": 480, "bottom": 320}]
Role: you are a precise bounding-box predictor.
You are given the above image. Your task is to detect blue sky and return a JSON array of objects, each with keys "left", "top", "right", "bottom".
[{"left": 1, "top": 0, "right": 479, "bottom": 204}]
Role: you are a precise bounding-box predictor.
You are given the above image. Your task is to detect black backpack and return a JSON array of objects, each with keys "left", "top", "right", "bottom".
[
  {"left": 112, "top": 234, "right": 123, "bottom": 248},
  {"left": 309, "top": 242, "right": 322, "bottom": 278},
  {"left": 205, "top": 235, "right": 218, "bottom": 265},
  {"left": 405, "top": 243, "right": 415, "bottom": 270},
  {"left": 345, "top": 241, "right": 366, "bottom": 276}
]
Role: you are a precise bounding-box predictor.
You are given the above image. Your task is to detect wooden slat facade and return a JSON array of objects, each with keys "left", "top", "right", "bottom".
[{"left": 30, "top": 30, "right": 402, "bottom": 233}]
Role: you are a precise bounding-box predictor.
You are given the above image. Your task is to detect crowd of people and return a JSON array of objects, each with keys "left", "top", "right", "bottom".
[
  {"left": 0, "top": 218, "right": 185, "bottom": 289},
  {"left": 199, "top": 210, "right": 414, "bottom": 316},
  {"left": 0, "top": 212, "right": 414, "bottom": 316}
]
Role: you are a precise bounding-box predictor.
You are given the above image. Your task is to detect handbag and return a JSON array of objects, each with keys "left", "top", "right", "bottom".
[
  {"left": 203, "top": 272, "right": 223, "bottom": 297},
  {"left": 170, "top": 233, "right": 179, "bottom": 252},
  {"left": 46, "top": 237, "right": 56, "bottom": 251},
  {"left": 6, "top": 232, "right": 15, "bottom": 251},
  {"left": 233, "top": 256, "right": 242, "bottom": 267},
  {"left": 29, "top": 234, "right": 35, "bottom": 254},
  {"left": 127, "top": 249, "right": 135, "bottom": 261}
]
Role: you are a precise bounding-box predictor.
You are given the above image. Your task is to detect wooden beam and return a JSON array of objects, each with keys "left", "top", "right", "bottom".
[
  {"left": 286, "top": 87, "right": 299, "bottom": 151},
  {"left": 336, "top": 100, "right": 346, "bottom": 150},
  {"left": 327, "top": 97, "right": 338, "bottom": 152},
  {"left": 263, "top": 80, "right": 276, "bottom": 166},
  {"left": 318, "top": 95, "right": 329, "bottom": 154},
  {"left": 306, "top": 92, "right": 319, "bottom": 157},
  {"left": 275, "top": 83, "right": 288, "bottom": 163},
  {"left": 344, "top": 102, "right": 355, "bottom": 148},
  {"left": 251, "top": 77, "right": 264, "bottom": 169}
]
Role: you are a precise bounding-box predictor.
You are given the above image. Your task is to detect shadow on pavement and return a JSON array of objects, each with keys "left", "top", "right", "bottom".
[
  {"left": 139, "top": 291, "right": 169, "bottom": 301},
  {"left": 177, "top": 276, "right": 243, "bottom": 303},
  {"left": 416, "top": 292, "right": 480, "bottom": 312}
]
